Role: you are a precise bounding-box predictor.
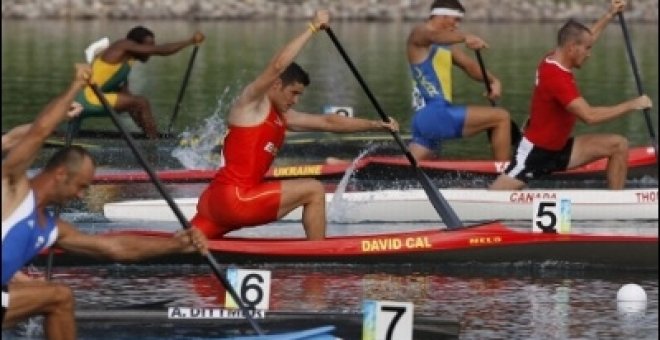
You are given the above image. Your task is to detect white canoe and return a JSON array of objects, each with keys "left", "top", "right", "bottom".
[{"left": 103, "top": 188, "right": 658, "bottom": 223}]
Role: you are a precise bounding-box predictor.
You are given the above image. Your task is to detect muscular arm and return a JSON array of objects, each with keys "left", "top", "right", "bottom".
[
  {"left": 407, "top": 25, "right": 465, "bottom": 63},
  {"left": 54, "top": 220, "right": 205, "bottom": 262},
  {"left": 238, "top": 26, "right": 318, "bottom": 107},
  {"left": 408, "top": 22, "right": 489, "bottom": 63},
  {"left": 589, "top": 0, "right": 625, "bottom": 43},
  {"left": 452, "top": 46, "right": 502, "bottom": 98},
  {"left": 285, "top": 110, "right": 397, "bottom": 133},
  {"left": 408, "top": 24, "right": 466, "bottom": 49},
  {"left": 2, "top": 66, "right": 88, "bottom": 182},
  {"left": 566, "top": 96, "right": 649, "bottom": 125},
  {"left": 102, "top": 39, "right": 193, "bottom": 63},
  {"left": 452, "top": 47, "right": 489, "bottom": 81},
  {"left": 1, "top": 124, "right": 31, "bottom": 153},
  {"left": 101, "top": 31, "right": 204, "bottom": 64}
]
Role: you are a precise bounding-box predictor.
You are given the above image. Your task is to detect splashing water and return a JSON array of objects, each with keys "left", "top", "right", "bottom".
[
  {"left": 2, "top": 316, "right": 44, "bottom": 339},
  {"left": 171, "top": 87, "right": 232, "bottom": 169},
  {"left": 327, "top": 144, "right": 380, "bottom": 232}
]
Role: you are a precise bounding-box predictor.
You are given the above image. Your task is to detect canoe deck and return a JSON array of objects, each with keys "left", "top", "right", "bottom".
[{"left": 102, "top": 188, "right": 659, "bottom": 223}]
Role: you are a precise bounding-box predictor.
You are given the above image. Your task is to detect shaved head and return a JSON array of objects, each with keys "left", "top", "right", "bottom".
[
  {"left": 557, "top": 19, "right": 591, "bottom": 47},
  {"left": 44, "top": 146, "right": 96, "bottom": 176}
]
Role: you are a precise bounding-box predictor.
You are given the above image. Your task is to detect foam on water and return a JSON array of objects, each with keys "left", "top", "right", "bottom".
[
  {"left": 327, "top": 144, "right": 379, "bottom": 233},
  {"left": 171, "top": 87, "right": 232, "bottom": 169},
  {"left": 3, "top": 316, "right": 44, "bottom": 339}
]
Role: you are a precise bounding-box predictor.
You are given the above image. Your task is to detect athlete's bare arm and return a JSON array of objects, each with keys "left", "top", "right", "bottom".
[
  {"left": 451, "top": 46, "right": 502, "bottom": 100},
  {"left": 2, "top": 103, "right": 82, "bottom": 153},
  {"left": 1, "top": 124, "right": 31, "bottom": 153},
  {"left": 407, "top": 22, "right": 488, "bottom": 63},
  {"left": 408, "top": 24, "right": 465, "bottom": 48},
  {"left": 54, "top": 220, "right": 209, "bottom": 260},
  {"left": 566, "top": 95, "right": 652, "bottom": 125},
  {"left": 589, "top": 0, "right": 625, "bottom": 43},
  {"left": 229, "top": 10, "right": 330, "bottom": 126},
  {"left": 1, "top": 65, "right": 90, "bottom": 219},
  {"left": 102, "top": 32, "right": 204, "bottom": 64},
  {"left": 285, "top": 110, "right": 399, "bottom": 133}
]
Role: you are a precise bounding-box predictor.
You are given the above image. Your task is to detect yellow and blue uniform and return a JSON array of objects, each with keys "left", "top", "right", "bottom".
[
  {"left": 75, "top": 57, "right": 134, "bottom": 117},
  {"left": 410, "top": 44, "right": 467, "bottom": 150}
]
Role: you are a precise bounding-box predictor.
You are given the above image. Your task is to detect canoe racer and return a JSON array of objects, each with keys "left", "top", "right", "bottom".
[{"left": 191, "top": 10, "right": 399, "bottom": 241}]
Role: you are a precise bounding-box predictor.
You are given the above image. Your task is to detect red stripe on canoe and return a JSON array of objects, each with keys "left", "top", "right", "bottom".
[
  {"left": 91, "top": 146, "right": 656, "bottom": 184},
  {"left": 46, "top": 222, "right": 657, "bottom": 268}
]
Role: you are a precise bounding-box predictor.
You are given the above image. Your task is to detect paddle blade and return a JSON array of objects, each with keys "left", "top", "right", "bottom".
[
  {"left": 220, "top": 325, "right": 336, "bottom": 340},
  {"left": 416, "top": 168, "right": 463, "bottom": 228}
]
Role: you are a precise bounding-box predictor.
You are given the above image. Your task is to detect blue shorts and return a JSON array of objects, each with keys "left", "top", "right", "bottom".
[{"left": 411, "top": 101, "right": 467, "bottom": 150}]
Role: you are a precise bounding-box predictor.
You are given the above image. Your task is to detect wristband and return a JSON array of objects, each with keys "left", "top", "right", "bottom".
[{"left": 308, "top": 22, "right": 318, "bottom": 33}]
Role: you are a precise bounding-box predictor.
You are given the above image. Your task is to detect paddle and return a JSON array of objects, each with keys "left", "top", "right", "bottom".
[
  {"left": 617, "top": 12, "right": 659, "bottom": 162},
  {"left": 325, "top": 27, "right": 463, "bottom": 229},
  {"left": 166, "top": 45, "right": 199, "bottom": 135},
  {"left": 45, "top": 120, "right": 76, "bottom": 280},
  {"left": 89, "top": 84, "right": 264, "bottom": 335},
  {"left": 475, "top": 50, "right": 523, "bottom": 147}
]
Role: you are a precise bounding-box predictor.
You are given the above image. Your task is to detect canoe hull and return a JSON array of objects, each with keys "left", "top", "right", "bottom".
[{"left": 39, "top": 222, "right": 658, "bottom": 270}]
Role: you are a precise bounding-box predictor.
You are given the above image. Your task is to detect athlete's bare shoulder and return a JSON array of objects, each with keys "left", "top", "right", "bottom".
[
  {"left": 227, "top": 91, "right": 270, "bottom": 127},
  {"left": 1, "top": 176, "right": 30, "bottom": 221}
]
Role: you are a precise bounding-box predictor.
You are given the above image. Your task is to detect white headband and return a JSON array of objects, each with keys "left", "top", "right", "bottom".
[{"left": 430, "top": 8, "right": 464, "bottom": 18}]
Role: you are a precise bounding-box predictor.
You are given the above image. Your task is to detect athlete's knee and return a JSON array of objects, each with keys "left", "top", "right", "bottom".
[
  {"left": 123, "top": 95, "right": 150, "bottom": 113},
  {"left": 303, "top": 180, "right": 325, "bottom": 201},
  {"left": 135, "top": 96, "right": 151, "bottom": 112},
  {"left": 49, "top": 284, "right": 75, "bottom": 311},
  {"left": 493, "top": 108, "right": 510, "bottom": 123},
  {"left": 612, "top": 135, "right": 628, "bottom": 151}
]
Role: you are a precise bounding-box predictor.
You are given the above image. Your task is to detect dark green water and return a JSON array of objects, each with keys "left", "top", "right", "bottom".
[{"left": 2, "top": 20, "right": 658, "bottom": 158}]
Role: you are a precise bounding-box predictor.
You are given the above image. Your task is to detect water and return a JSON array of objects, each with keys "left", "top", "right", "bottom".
[
  {"left": 2, "top": 20, "right": 658, "bottom": 161},
  {"left": 2, "top": 19, "right": 658, "bottom": 339},
  {"left": 327, "top": 145, "right": 378, "bottom": 229},
  {"left": 3, "top": 216, "right": 659, "bottom": 338},
  {"left": 3, "top": 260, "right": 658, "bottom": 339}
]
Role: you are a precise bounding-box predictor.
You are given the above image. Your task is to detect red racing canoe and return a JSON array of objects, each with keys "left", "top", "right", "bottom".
[
  {"left": 91, "top": 145, "right": 657, "bottom": 184},
  {"left": 40, "top": 222, "right": 657, "bottom": 271}
]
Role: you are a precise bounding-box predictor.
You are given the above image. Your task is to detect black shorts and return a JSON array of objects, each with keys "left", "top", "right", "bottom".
[
  {"left": 504, "top": 137, "right": 574, "bottom": 182},
  {"left": 1, "top": 285, "right": 8, "bottom": 324}
]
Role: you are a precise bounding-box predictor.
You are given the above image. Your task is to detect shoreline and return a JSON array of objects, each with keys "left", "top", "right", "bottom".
[{"left": 2, "top": 0, "right": 657, "bottom": 23}]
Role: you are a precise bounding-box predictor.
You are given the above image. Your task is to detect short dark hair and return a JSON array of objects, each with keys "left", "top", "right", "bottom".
[
  {"left": 280, "top": 62, "right": 310, "bottom": 87},
  {"left": 557, "top": 19, "right": 591, "bottom": 47},
  {"left": 430, "top": 0, "right": 465, "bottom": 12},
  {"left": 44, "top": 146, "right": 95, "bottom": 175},
  {"left": 127, "top": 26, "right": 154, "bottom": 44}
]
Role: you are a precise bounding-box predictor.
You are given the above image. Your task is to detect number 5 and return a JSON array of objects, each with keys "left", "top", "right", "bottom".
[{"left": 535, "top": 201, "right": 557, "bottom": 233}]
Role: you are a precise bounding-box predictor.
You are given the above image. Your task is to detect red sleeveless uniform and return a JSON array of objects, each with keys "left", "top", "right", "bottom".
[
  {"left": 191, "top": 104, "right": 287, "bottom": 238},
  {"left": 524, "top": 56, "right": 580, "bottom": 151}
]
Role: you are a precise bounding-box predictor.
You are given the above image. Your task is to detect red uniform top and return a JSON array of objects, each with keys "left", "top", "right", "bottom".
[
  {"left": 214, "top": 104, "right": 286, "bottom": 187},
  {"left": 524, "top": 56, "right": 581, "bottom": 151}
]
